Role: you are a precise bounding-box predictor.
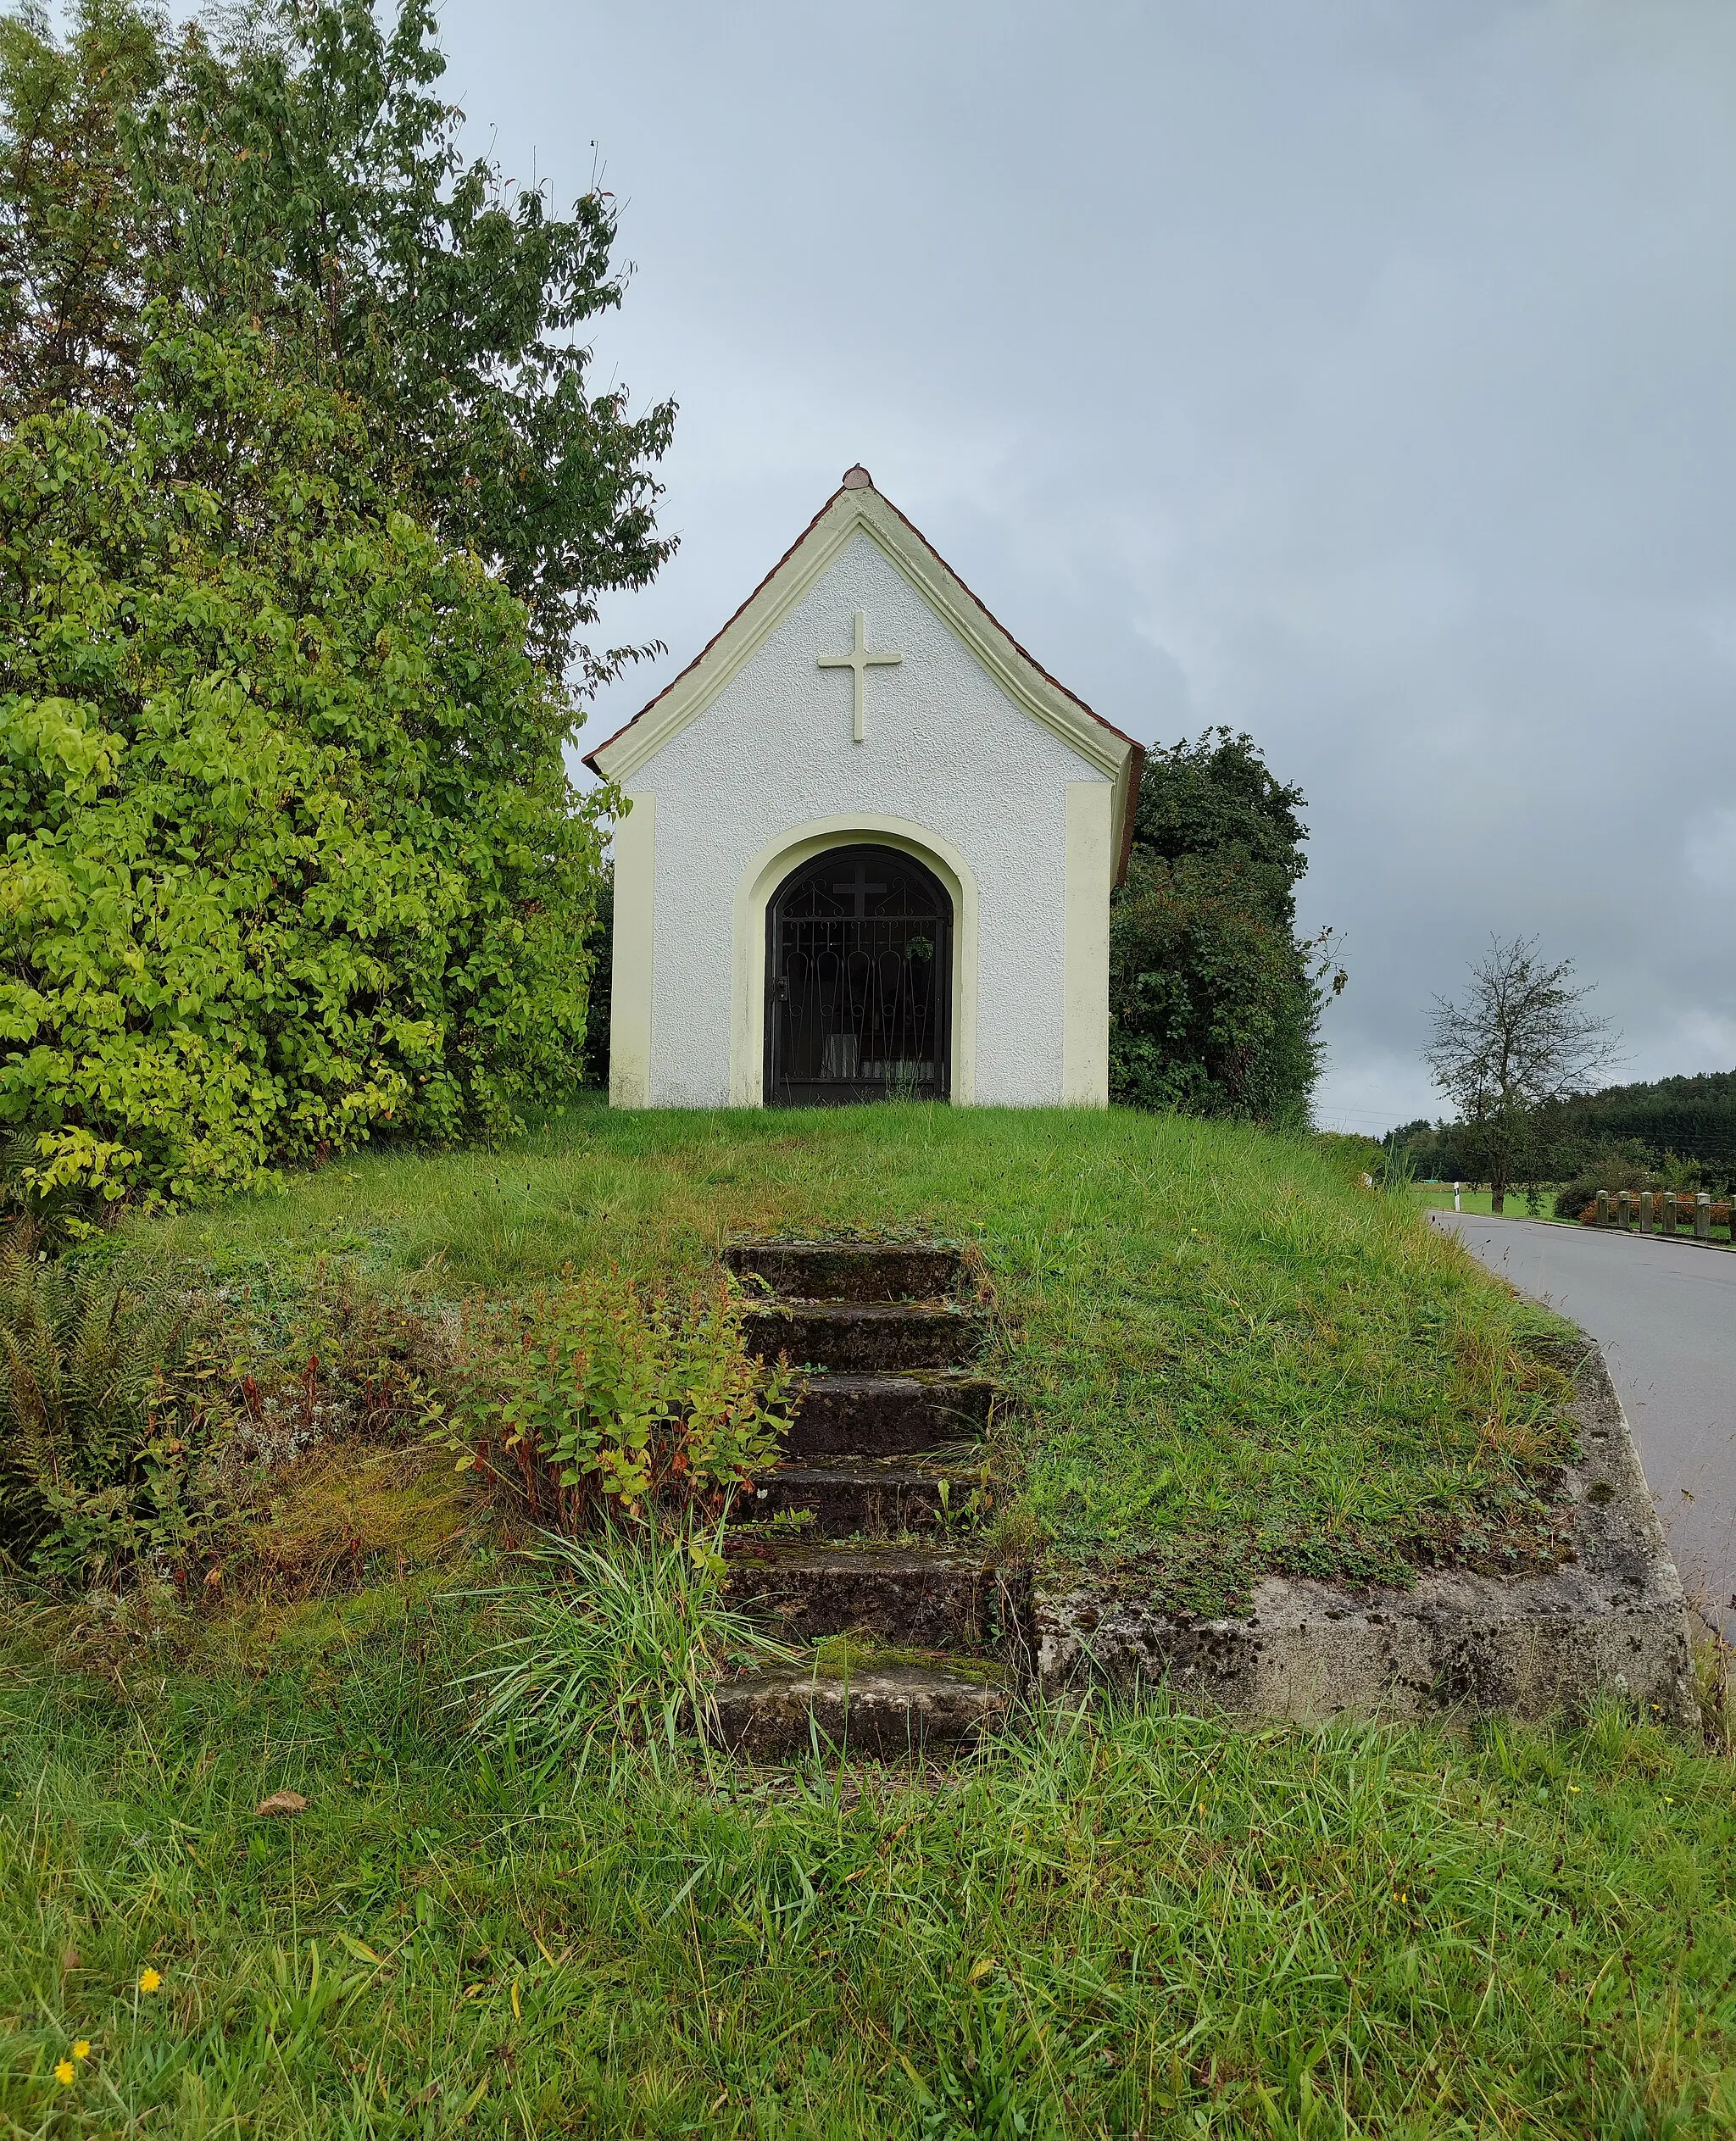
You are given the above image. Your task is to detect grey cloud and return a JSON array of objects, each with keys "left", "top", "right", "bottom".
[{"left": 439, "top": 0, "right": 1736, "bottom": 1132}]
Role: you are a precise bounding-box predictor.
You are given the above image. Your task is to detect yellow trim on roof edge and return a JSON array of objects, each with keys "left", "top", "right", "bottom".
[{"left": 589, "top": 490, "right": 1135, "bottom": 845}]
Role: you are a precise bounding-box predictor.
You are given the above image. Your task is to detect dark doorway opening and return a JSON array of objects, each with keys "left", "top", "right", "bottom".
[{"left": 765, "top": 844, "right": 953, "bottom": 1106}]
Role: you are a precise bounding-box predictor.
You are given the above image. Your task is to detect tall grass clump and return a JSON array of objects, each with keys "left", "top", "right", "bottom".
[{"left": 455, "top": 1527, "right": 788, "bottom": 1770}]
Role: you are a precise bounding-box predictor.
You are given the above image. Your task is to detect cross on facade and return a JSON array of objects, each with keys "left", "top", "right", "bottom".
[
  {"left": 817, "top": 610, "right": 902, "bottom": 742},
  {"left": 832, "top": 861, "right": 887, "bottom": 918}
]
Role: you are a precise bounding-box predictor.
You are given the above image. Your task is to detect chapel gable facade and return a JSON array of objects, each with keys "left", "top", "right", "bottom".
[{"left": 584, "top": 467, "right": 1143, "bottom": 1109}]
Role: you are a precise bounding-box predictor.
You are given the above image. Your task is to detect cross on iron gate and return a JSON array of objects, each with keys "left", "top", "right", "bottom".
[
  {"left": 817, "top": 610, "right": 902, "bottom": 742},
  {"left": 831, "top": 861, "right": 887, "bottom": 918}
]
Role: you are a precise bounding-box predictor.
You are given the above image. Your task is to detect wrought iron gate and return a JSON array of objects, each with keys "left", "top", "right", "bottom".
[{"left": 765, "top": 845, "right": 952, "bottom": 1106}]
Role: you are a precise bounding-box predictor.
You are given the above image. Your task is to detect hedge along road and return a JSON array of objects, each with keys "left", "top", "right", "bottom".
[{"left": 1433, "top": 1210, "right": 1736, "bottom": 1641}]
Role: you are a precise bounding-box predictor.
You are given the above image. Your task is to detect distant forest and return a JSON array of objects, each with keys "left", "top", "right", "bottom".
[{"left": 1387, "top": 1068, "right": 1736, "bottom": 1190}]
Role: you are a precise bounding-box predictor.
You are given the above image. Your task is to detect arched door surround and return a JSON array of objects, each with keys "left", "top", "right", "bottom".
[
  {"left": 728, "top": 815, "right": 979, "bottom": 1108},
  {"left": 764, "top": 843, "right": 953, "bottom": 1106}
]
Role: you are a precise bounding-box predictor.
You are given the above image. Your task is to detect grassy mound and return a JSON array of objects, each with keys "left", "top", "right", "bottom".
[
  {"left": 7, "top": 1104, "right": 1729, "bottom": 2136},
  {"left": 131, "top": 1100, "right": 1577, "bottom": 1614}
]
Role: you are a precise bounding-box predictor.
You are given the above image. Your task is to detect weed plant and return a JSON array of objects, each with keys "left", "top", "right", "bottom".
[
  {"left": 2, "top": 1593, "right": 1733, "bottom": 2136},
  {"left": 435, "top": 1271, "right": 801, "bottom": 1528}
]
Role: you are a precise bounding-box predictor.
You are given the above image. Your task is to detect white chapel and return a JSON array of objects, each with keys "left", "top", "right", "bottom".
[{"left": 585, "top": 467, "right": 1143, "bottom": 1110}]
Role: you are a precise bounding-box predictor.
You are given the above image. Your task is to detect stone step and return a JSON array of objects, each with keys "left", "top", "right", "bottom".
[
  {"left": 725, "top": 1238, "right": 963, "bottom": 1304},
  {"left": 743, "top": 1300, "right": 988, "bottom": 1373},
  {"left": 786, "top": 1371, "right": 995, "bottom": 1457},
  {"left": 723, "top": 1539, "right": 1030, "bottom": 1652},
  {"left": 741, "top": 1451, "right": 992, "bottom": 1534},
  {"left": 708, "top": 1659, "right": 1014, "bottom": 1760}
]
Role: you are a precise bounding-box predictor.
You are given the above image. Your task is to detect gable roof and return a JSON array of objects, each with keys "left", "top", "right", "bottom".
[{"left": 583, "top": 467, "right": 1145, "bottom": 884}]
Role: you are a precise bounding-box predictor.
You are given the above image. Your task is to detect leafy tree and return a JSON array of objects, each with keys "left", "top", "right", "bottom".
[
  {"left": 1128, "top": 726, "right": 1310, "bottom": 930},
  {"left": 1, "top": 325, "right": 610, "bottom": 1210},
  {"left": 1109, "top": 853, "right": 1316, "bottom": 1121},
  {"left": 1110, "top": 730, "right": 1341, "bottom": 1123},
  {"left": 1423, "top": 936, "right": 1619, "bottom": 1215},
  {"left": 1, "top": 0, "right": 675, "bottom": 680},
  {"left": 0, "top": 0, "right": 673, "bottom": 1212}
]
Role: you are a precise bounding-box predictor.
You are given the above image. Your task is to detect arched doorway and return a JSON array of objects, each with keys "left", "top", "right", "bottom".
[{"left": 765, "top": 844, "right": 953, "bottom": 1105}]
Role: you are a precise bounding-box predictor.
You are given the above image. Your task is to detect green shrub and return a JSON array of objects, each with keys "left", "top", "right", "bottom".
[
  {"left": 0, "top": 1226, "right": 236, "bottom": 1582},
  {"left": 1553, "top": 1153, "right": 1655, "bottom": 1220},
  {"left": 455, "top": 1527, "right": 789, "bottom": 1768},
  {"left": 1110, "top": 729, "right": 1340, "bottom": 1125},
  {"left": 1312, "top": 1130, "right": 1419, "bottom": 1197},
  {"left": 442, "top": 1271, "right": 802, "bottom": 1527},
  {"left": 1312, "top": 1131, "right": 1384, "bottom": 1176},
  {"left": 1108, "top": 850, "right": 1323, "bottom": 1121},
  {"left": 0, "top": 328, "right": 609, "bottom": 1211}
]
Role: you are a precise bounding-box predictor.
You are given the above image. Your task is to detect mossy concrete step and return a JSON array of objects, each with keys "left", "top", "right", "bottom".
[
  {"left": 787, "top": 1371, "right": 995, "bottom": 1457},
  {"left": 743, "top": 1300, "right": 988, "bottom": 1373},
  {"left": 725, "top": 1239, "right": 963, "bottom": 1303},
  {"left": 742, "top": 1450, "right": 992, "bottom": 1534},
  {"left": 723, "top": 1539, "right": 1030, "bottom": 1652},
  {"left": 708, "top": 1660, "right": 1014, "bottom": 1759}
]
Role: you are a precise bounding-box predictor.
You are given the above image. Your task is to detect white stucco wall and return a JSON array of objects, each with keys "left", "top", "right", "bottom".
[{"left": 620, "top": 531, "right": 1109, "bottom": 1108}]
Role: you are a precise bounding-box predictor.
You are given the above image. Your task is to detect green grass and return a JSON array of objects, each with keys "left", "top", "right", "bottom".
[
  {"left": 1413, "top": 1187, "right": 1577, "bottom": 1226},
  {"left": 13, "top": 1107, "right": 1735, "bottom": 2133},
  {"left": 129, "top": 1101, "right": 1580, "bottom": 1614},
  {"left": 3, "top": 1592, "right": 1734, "bottom": 2138},
  {"left": 456, "top": 1526, "right": 793, "bottom": 1771}
]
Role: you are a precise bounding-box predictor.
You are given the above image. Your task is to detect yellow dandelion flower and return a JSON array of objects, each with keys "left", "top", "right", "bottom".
[
  {"left": 72, "top": 2041, "right": 91, "bottom": 2061},
  {"left": 54, "top": 2060, "right": 76, "bottom": 2087},
  {"left": 137, "top": 1967, "right": 162, "bottom": 1994}
]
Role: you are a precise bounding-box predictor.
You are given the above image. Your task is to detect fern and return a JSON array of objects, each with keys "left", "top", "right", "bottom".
[{"left": 0, "top": 1226, "right": 232, "bottom": 1583}]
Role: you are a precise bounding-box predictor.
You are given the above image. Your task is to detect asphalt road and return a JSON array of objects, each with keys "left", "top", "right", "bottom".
[{"left": 1433, "top": 1210, "right": 1736, "bottom": 1636}]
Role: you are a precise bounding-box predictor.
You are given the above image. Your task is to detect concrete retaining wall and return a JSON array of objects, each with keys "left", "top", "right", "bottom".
[{"left": 1036, "top": 1338, "right": 1695, "bottom": 1726}]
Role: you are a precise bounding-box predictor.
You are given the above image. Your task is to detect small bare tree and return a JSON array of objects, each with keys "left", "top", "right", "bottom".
[{"left": 1425, "top": 937, "right": 1620, "bottom": 1214}]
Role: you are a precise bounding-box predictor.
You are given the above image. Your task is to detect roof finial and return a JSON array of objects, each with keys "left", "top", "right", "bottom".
[{"left": 841, "top": 464, "right": 872, "bottom": 491}]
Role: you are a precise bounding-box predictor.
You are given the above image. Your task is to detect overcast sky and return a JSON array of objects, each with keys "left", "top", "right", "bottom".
[{"left": 438, "top": 0, "right": 1736, "bottom": 1134}]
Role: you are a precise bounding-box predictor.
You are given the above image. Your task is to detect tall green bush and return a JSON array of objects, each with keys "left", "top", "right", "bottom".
[
  {"left": 1109, "top": 851, "right": 1322, "bottom": 1121},
  {"left": 1110, "top": 731, "right": 1341, "bottom": 1122},
  {"left": 0, "top": 326, "right": 612, "bottom": 1208},
  {"left": 1127, "top": 725, "right": 1310, "bottom": 926},
  {"left": 0, "top": 0, "right": 677, "bottom": 1215}
]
